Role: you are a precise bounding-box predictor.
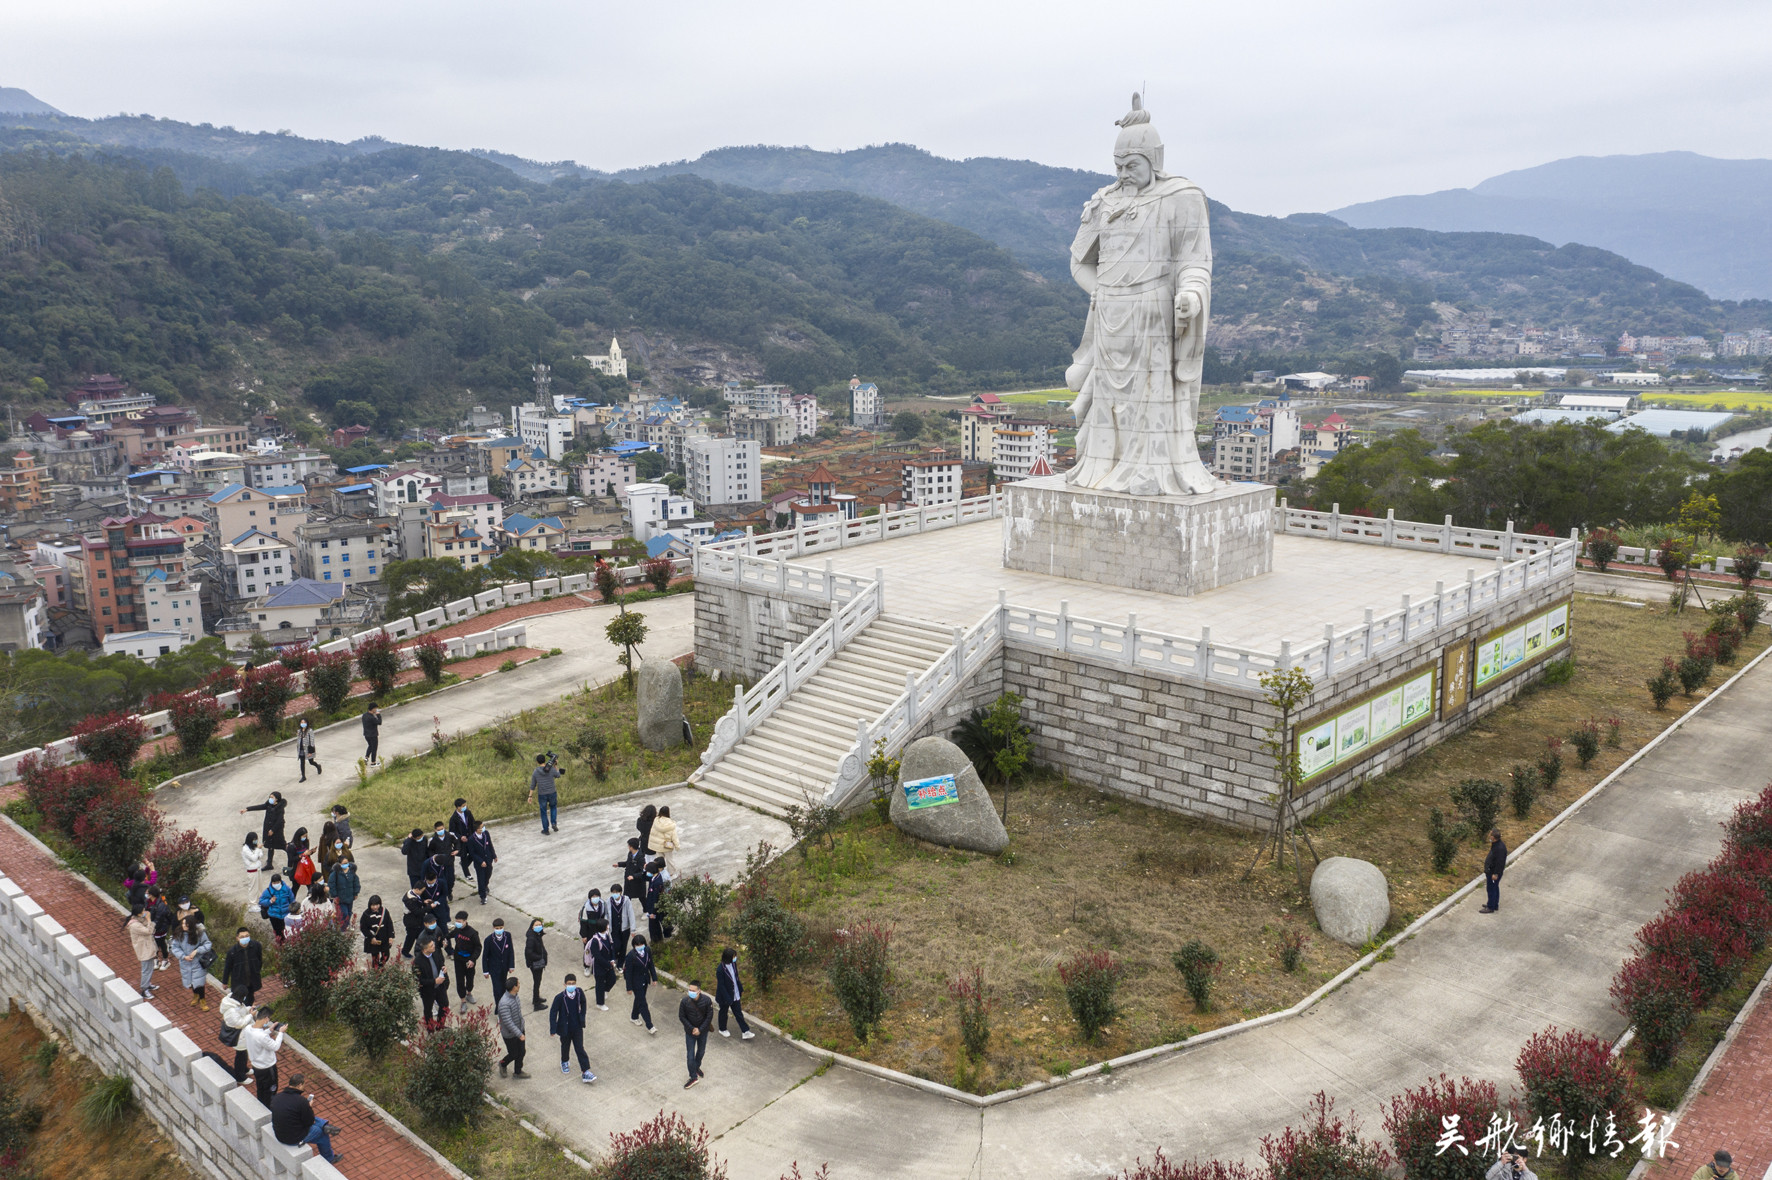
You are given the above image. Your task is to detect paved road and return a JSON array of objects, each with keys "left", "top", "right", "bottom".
[{"left": 158, "top": 588, "right": 1772, "bottom": 1178}]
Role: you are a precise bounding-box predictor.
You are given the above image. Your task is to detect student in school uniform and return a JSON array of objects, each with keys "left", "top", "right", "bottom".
[
  {"left": 401, "top": 828, "right": 429, "bottom": 890},
  {"left": 578, "top": 889, "right": 608, "bottom": 940},
  {"left": 358, "top": 896, "right": 396, "bottom": 967},
  {"left": 548, "top": 974, "right": 596, "bottom": 1083},
  {"left": 466, "top": 821, "right": 497, "bottom": 904},
  {"left": 623, "top": 935, "right": 658, "bottom": 1034},
  {"left": 716, "top": 947, "right": 755, "bottom": 1040},
  {"left": 482, "top": 917, "right": 516, "bottom": 1000},
  {"left": 586, "top": 923, "right": 618, "bottom": 1011},
  {"left": 450, "top": 910, "right": 483, "bottom": 1006},
  {"left": 412, "top": 937, "right": 450, "bottom": 1028},
  {"left": 606, "top": 882, "right": 632, "bottom": 958}
]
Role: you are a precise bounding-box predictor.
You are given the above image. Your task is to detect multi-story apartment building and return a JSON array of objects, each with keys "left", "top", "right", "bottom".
[
  {"left": 425, "top": 511, "right": 495, "bottom": 570},
  {"left": 848, "top": 377, "right": 885, "bottom": 428},
  {"left": 685, "top": 436, "right": 760, "bottom": 506},
  {"left": 76, "top": 514, "right": 187, "bottom": 638},
  {"left": 209, "top": 483, "right": 309, "bottom": 542},
  {"left": 902, "top": 458, "right": 964, "bottom": 506},
  {"left": 504, "top": 451, "right": 567, "bottom": 497},
  {"left": 294, "top": 519, "right": 388, "bottom": 588},
  {"left": 1213, "top": 430, "right": 1270, "bottom": 482},
  {"left": 220, "top": 529, "right": 295, "bottom": 599},
  {"left": 243, "top": 450, "right": 335, "bottom": 489},
  {"left": 0, "top": 581, "right": 48, "bottom": 651},
  {"left": 0, "top": 451, "right": 45, "bottom": 513},
  {"left": 789, "top": 393, "right": 821, "bottom": 440},
  {"left": 139, "top": 569, "right": 203, "bottom": 641},
  {"left": 426, "top": 492, "right": 503, "bottom": 537},
  {"left": 574, "top": 452, "right": 638, "bottom": 498},
  {"left": 728, "top": 409, "right": 796, "bottom": 447},
  {"left": 972, "top": 418, "right": 1053, "bottom": 481},
  {"left": 626, "top": 483, "right": 696, "bottom": 542},
  {"left": 371, "top": 468, "right": 444, "bottom": 515},
  {"left": 511, "top": 402, "right": 577, "bottom": 461},
  {"left": 499, "top": 513, "right": 566, "bottom": 552}
]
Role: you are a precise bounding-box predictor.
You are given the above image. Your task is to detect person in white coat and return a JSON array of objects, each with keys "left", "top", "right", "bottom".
[{"left": 242, "top": 832, "right": 268, "bottom": 912}]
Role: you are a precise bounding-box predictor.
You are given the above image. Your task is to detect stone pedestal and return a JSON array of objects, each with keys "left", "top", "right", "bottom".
[{"left": 1002, "top": 475, "right": 1274, "bottom": 595}]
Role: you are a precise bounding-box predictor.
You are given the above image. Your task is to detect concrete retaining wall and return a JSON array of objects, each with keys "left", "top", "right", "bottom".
[
  {"left": 693, "top": 582, "right": 836, "bottom": 682},
  {"left": 0, "top": 874, "right": 345, "bottom": 1180}
]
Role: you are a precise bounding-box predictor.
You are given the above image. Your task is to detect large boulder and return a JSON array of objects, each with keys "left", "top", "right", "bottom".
[
  {"left": 636, "top": 660, "right": 685, "bottom": 751},
  {"left": 1310, "top": 857, "right": 1391, "bottom": 946},
  {"left": 889, "top": 736, "right": 1009, "bottom": 854}
]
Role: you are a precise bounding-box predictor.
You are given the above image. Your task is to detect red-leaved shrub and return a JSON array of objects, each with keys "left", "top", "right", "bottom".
[
  {"left": 70, "top": 779, "right": 157, "bottom": 878},
  {"left": 148, "top": 826, "right": 217, "bottom": 902},
  {"left": 18, "top": 756, "right": 125, "bottom": 836},
  {"left": 306, "top": 650, "right": 354, "bottom": 715},
  {"left": 165, "top": 691, "right": 224, "bottom": 757},
  {"left": 1514, "top": 1027, "right": 1635, "bottom": 1171},
  {"left": 354, "top": 632, "right": 402, "bottom": 698},
  {"left": 237, "top": 663, "right": 296, "bottom": 732},
  {"left": 597, "top": 1112, "right": 728, "bottom": 1180},
  {"left": 1116, "top": 1153, "right": 1260, "bottom": 1180},
  {"left": 1382, "top": 1075, "right": 1505, "bottom": 1180},
  {"left": 277, "top": 641, "right": 312, "bottom": 672},
  {"left": 1634, "top": 909, "right": 1749, "bottom": 1000},
  {"left": 203, "top": 666, "right": 239, "bottom": 694},
  {"left": 1261, "top": 1092, "right": 1392, "bottom": 1180},
  {"left": 1670, "top": 866, "right": 1772, "bottom": 953},
  {"left": 71, "top": 711, "right": 147, "bottom": 776},
  {"left": 1724, "top": 784, "right": 1772, "bottom": 856},
  {"left": 1610, "top": 953, "right": 1701, "bottom": 1071},
  {"left": 412, "top": 634, "right": 447, "bottom": 686}
]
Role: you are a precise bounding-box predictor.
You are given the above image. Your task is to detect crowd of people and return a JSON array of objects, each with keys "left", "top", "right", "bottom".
[{"left": 217, "top": 751, "right": 749, "bottom": 1101}]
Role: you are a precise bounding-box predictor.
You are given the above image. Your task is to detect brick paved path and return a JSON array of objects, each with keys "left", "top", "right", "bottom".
[
  {"left": 0, "top": 820, "right": 451, "bottom": 1180},
  {"left": 1649, "top": 970, "right": 1772, "bottom": 1180}
]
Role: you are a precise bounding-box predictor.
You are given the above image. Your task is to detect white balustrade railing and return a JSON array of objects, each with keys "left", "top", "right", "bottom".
[
  {"left": 695, "top": 574, "right": 884, "bottom": 774},
  {"left": 692, "top": 490, "right": 1008, "bottom": 576}
]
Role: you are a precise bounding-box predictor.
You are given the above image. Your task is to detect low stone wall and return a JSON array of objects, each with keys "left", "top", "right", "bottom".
[
  {"left": 0, "top": 874, "right": 344, "bottom": 1180},
  {"left": 694, "top": 582, "right": 836, "bottom": 683}
]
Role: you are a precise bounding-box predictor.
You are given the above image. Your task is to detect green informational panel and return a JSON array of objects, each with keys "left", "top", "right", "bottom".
[
  {"left": 1298, "top": 664, "right": 1437, "bottom": 784},
  {"left": 1474, "top": 600, "right": 1570, "bottom": 692}
]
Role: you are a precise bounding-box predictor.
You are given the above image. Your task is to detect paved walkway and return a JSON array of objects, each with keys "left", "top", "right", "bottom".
[
  {"left": 153, "top": 591, "right": 1772, "bottom": 1178},
  {"left": 0, "top": 820, "right": 447, "bottom": 1180},
  {"left": 1649, "top": 968, "right": 1772, "bottom": 1180}
]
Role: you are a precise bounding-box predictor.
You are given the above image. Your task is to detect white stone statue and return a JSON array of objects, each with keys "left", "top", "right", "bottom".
[{"left": 1064, "top": 94, "right": 1217, "bottom": 497}]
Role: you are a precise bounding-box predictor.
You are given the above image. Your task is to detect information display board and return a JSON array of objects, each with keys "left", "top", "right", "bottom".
[
  {"left": 1474, "top": 599, "right": 1571, "bottom": 693},
  {"left": 1297, "top": 664, "right": 1437, "bottom": 784},
  {"left": 902, "top": 774, "right": 959, "bottom": 810}
]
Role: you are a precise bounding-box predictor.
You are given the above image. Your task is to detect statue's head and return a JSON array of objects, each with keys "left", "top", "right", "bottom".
[{"left": 1113, "top": 93, "right": 1163, "bottom": 190}]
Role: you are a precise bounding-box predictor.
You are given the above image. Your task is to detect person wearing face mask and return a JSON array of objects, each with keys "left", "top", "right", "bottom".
[
  {"left": 125, "top": 904, "right": 159, "bottom": 996},
  {"left": 425, "top": 828, "right": 457, "bottom": 905},
  {"left": 241, "top": 832, "right": 267, "bottom": 910},
  {"left": 716, "top": 947, "right": 755, "bottom": 1040},
  {"left": 450, "top": 910, "right": 483, "bottom": 1006},
  {"left": 420, "top": 872, "right": 450, "bottom": 931},
  {"left": 679, "top": 979, "right": 714, "bottom": 1088},
  {"left": 483, "top": 917, "right": 515, "bottom": 1000},
  {"left": 448, "top": 798, "right": 478, "bottom": 880},
  {"left": 623, "top": 935, "right": 658, "bottom": 1034},
  {"left": 222, "top": 926, "right": 263, "bottom": 1002},
  {"left": 295, "top": 719, "right": 321, "bottom": 782},
  {"left": 359, "top": 895, "right": 395, "bottom": 967},
  {"left": 218, "top": 990, "right": 254, "bottom": 1080},
  {"left": 240, "top": 1007, "right": 285, "bottom": 1104},
  {"left": 241, "top": 791, "right": 288, "bottom": 872},
  {"left": 326, "top": 855, "right": 360, "bottom": 926},
  {"left": 586, "top": 921, "right": 617, "bottom": 1011},
  {"left": 548, "top": 974, "right": 596, "bottom": 1083},
  {"left": 525, "top": 919, "right": 549, "bottom": 1012},
  {"left": 317, "top": 821, "right": 341, "bottom": 877},
  {"left": 467, "top": 821, "right": 497, "bottom": 905},
  {"left": 413, "top": 935, "right": 450, "bottom": 1028},
  {"left": 256, "top": 873, "right": 294, "bottom": 944},
  {"left": 329, "top": 804, "right": 353, "bottom": 849},
  {"left": 401, "top": 828, "right": 429, "bottom": 890},
  {"left": 399, "top": 886, "right": 429, "bottom": 960},
  {"left": 606, "top": 883, "right": 632, "bottom": 959},
  {"left": 578, "top": 889, "right": 608, "bottom": 940},
  {"left": 496, "top": 977, "right": 529, "bottom": 1078}
]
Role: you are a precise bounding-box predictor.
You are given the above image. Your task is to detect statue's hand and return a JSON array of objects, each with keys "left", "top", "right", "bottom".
[
  {"left": 1064, "top": 362, "right": 1090, "bottom": 393},
  {"left": 1174, "top": 290, "right": 1202, "bottom": 332}
]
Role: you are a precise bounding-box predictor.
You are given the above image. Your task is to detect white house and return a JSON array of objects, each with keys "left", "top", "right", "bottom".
[
  {"left": 685, "top": 436, "right": 760, "bottom": 506},
  {"left": 626, "top": 482, "right": 696, "bottom": 541},
  {"left": 139, "top": 569, "right": 203, "bottom": 641},
  {"left": 511, "top": 403, "right": 576, "bottom": 461},
  {"left": 371, "top": 468, "right": 444, "bottom": 515},
  {"left": 102, "top": 629, "right": 192, "bottom": 661},
  {"left": 504, "top": 450, "right": 568, "bottom": 497},
  {"left": 902, "top": 458, "right": 963, "bottom": 506},
  {"left": 220, "top": 528, "right": 294, "bottom": 600}
]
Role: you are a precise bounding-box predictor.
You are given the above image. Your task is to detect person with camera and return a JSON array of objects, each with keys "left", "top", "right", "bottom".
[
  {"left": 240, "top": 1007, "right": 285, "bottom": 1104},
  {"left": 1485, "top": 1147, "right": 1538, "bottom": 1180},
  {"left": 1694, "top": 1150, "right": 1738, "bottom": 1180},
  {"left": 528, "top": 752, "right": 565, "bottom": 835}
]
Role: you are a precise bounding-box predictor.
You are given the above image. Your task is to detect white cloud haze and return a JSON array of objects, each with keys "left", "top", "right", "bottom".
[{"left": 5, "top": 0, "right": 1770, "bottom": 213}]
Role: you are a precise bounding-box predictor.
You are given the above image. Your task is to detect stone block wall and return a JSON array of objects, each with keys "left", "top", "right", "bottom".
[
  {"left": 0, "top": 876, "right": 345, "bottom": 1180},
  {"left": 693, "top": 583, "right": 836, "bottom": 682}
]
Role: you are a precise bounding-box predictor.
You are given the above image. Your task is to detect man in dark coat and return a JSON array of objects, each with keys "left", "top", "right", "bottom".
[
  {"left": 482, "top": 917, "right": 515, "bottom": 1000},
  {"left": 399, "top": 887, "right": 428, "bottom": 959},
  {"left": 413, "top": 936, "right": 450, "bottom": 1027},
  {"left": 362, "top": 703, "right": 382, "bottom": 764},
  {"left": 401, "top": 828, "right": 429, "bottom": 889},
  {"left": 614, "top": 839, "right": 647, "bottom": 923},
  {"left": 269, "top": 1073, "right": 340, "bottom": 1163},
  {"left": 241, "top": 793, "right": 287, "bottom": 871},
  {"left": 548, "top": 974, "right": 596, "bottom": 1082},
  {"left": 525, "top": 919, "right": 549, "bottom": 1011},
  {"left": 221, "top": 927, "right": 263, "bottom": 1002},
  {"left": 623, "top": 935, "right": 658, "bottom": 1032},
  {"left": 678, "top": 979, "right": 714, "bottom": 1088},
  {"left": 448, "top": 798, "right": 478, "bottom": 878},
  {"left": 450, "top": 910, "right": 482, "bottom": 1006},
  {"left": 1481, "top": 829, "right": 1508, "bottom": 913}
]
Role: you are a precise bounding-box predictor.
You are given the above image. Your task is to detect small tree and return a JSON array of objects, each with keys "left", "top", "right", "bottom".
[
  {"left": 597, "top": 1112, "right": 728, "bottom": 1180},
  {"left": 404, "top": 1008, "right": 497, "bottom": 1126},
  {"left": 606, "top": 606, "right": 648, "bottom": 688},
  {"left": 1427, "top": 809, "right": 1459, "bottom": 873},
  {"left": 642, "top": 555, "right": 674, "bottom": 593},
  {"left": 865, "top": 739, "right": 900, "bottom": 825},
  {"left": 827, "top": 921, "right": 893, "bottom": 1042},
  {"left": 70, "top": 781, "right": 156, "bottom": 878},
  {"left": 276, "top": 642, "right": 311, "bottom": 672},
  {"left": 1171, "top": 939, "right": 1221, "bottom": 1012},
  {"left": 948, "top": 966, "right": 990, "bottom": 1061},
  {"left": 731, "top": 895, "right": 804, "bottom": 992},
  {"left": 1261, "top": 1092, "right": 1392, "bottom": 1180},
  {"left": 148, "top": 827, "right": 216, "bottom": 902},
  {"left": 1732, "top": 545, "right": 1765, "bottom": 589},
  {"left": 1514, "top": 1028, "right": 1635, "bottom": 1173},
  {"left": 658, "top": 874, "right": 732, "bottom": 952},
  {"left": 1568, "top": 721, "right": 1601, "bottom": 769},
  {"left": 166, "top": 692, "right": 223, "bottom": 757},
  {"left": 1448, "top": 778, "right": 1504, "bottom": 838},
  {"left": 1275, "top": 927, "right": 1309, "bottom": 973},
  {"left": 278, "top": 920, "right": 357, "bottom": 1016},
  {"left": 1058, "top": 950, "right": 1123, "bottom": 1042},
  {"left": 594, "top": 560, "right": 619, "bottom": 603},
  {"left": 1536, "top": 738, "right": 1564, "bottom": 789},
  {"left": 1646, "top": 659, "right": 1679, "bottom": 710},
  {"left": 333, "top": 961, "right": 420, "bottom": 1060},
  {"left": 72, "top": 712, "right": 148, "bottom": 776},
  {"left": 1654, "top": 537, "right": 1688, "bottom": 581},
  {"left": 355, "top": 632, "right": 402, "bottom": 698},
  {"left": 1507, "top": 764, "right": 1541, "bottom": 819},
  {"left": 237, "top": 663, "right": 296, "bottom": 732},
  {"left": 1584, "top": 528, "right": 1620, "bottom": 573},
  {"left": 1243, "top": 666, "right": 1320, "bottom": 894},
  {"left": 412, "top": 634, "right": 447, "bottom": 686},
  {"left": 565, "top": 726, "right": 610, "bottom": 778},
  {"left": 1381, "top": 1075, "right": 1504, "bottom": 1180},
  {"left": 306, "top": 650, "right": 354, "bottom": 715}
]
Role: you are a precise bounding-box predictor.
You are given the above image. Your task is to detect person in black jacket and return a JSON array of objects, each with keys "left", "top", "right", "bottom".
[
  {"left": 221, "top": 927, "right": 263, "bottom": 1002},
  {"left": 401, "top": 828, "right": 429, "bottom": 888},
  {"left": 421, "top": 869, "right": 451, "bottom": 926},
  {"left": 241, "top": 792, "right": 288, "bottom": 872},
  {"left": 623, "top": 935, "right": 658, "bottom": 1033},
  {"left": 413, "top": 937, "right": 450, "bottom": 1028},
  {"left": 636, "top": 803, "right": 658, "bottom": 857},
  {"left": 587, "top": 925, "right": 618, "bottom": 1010},
  {"left": 425, "top": 826, "right": 457, "bottom": 904},
  {"left": 467, "top": 821, "right": 497, "bottom": 904},
  {"left": 358, "top": 896, "right": 395, "bottom": 966},
  {"left": 606, "top": 883, "right": 631, "bottom": 959},
  {"left": 614, "top": 839, "right": 646, "bottom": 925},
  {"left": 449, "top": 798, "right": 477, "bottom": 878},
  {"left": 482, "top": 917, "right": 515, "bottom": 999},
  {"left": 399, "top": 887, "right": 427, "bottom": 959},
  {"left": 269, "top": 1073, "right": 340, "bottom": 1164},
  {"left": 525, "top": 919, "right": 549, "bottom": 1011},
  {"left": 1481, "top": 829, "right": 1509, "bottom": 913},
  {"left": 548, "top": 974, "right": 596, "bottom": 1082},
  {"left": 679, "top": 979, "right": 714, "bottom": 1088},
  {"left": 450, "top": 910, "right": 482, "bottom": 1006},
  {"left": 362, "top": 703, "right": 382, "bottom": 764},
  {"left": 716, "top": 947, "right": 754, "bottom": 1039},
  {"left": 644, "top": 860, "right": 670, "bottom": 944}
]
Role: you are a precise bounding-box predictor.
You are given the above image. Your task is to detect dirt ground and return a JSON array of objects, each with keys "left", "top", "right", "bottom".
[
  {"left": 659, "top": 594, "right": 1769, "bottom": 1092},
  {"left": 0, "top": 1007, "right": 196, "bottom": 1180}
]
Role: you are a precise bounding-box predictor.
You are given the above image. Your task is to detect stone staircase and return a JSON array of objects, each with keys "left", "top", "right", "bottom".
[{"left": 693, "top": 616, "right": 956, "bottom": 817}]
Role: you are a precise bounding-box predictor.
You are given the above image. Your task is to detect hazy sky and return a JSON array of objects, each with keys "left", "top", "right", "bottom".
[{"left": 7, "top": 0, "right": 1772, "bottom": 214}]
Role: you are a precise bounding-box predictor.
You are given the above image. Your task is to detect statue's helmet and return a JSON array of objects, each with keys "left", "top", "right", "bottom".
[{"left": 1113, "top": 93, "right": 1164, "bottom": 172}]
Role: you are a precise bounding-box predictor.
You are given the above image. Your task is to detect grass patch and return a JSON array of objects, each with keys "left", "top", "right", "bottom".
[
  {"left": 334, "top": 671, "right": 735, "bottom": 839},
  {"left": 1652, "top": 389, "right": 1772, "bottom": 412},
  {"left": 656, "top": 597, "right": 1767, "bottom": 1092}
]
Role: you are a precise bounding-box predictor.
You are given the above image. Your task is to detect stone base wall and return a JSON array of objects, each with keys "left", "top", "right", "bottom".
[
  {"left": 1003, "top": 476, "right": 1274, "bottom": 595},
  {"left": 694, "top": 583, "right": 835, "bottom": 682},
  {"left": 0, "top": 875, "right": 345, "bottom": 1180}
]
